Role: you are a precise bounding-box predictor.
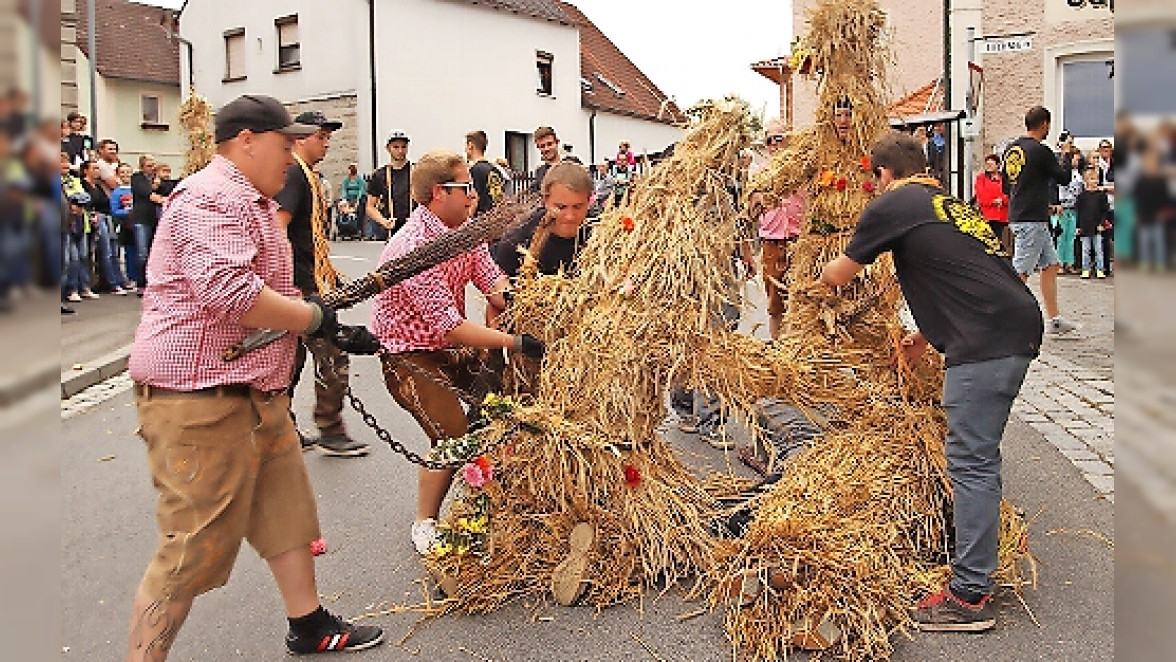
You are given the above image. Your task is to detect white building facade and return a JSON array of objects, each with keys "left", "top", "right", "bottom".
[{"left": 178, "top": 0, "right": 683, "bottom": 189}]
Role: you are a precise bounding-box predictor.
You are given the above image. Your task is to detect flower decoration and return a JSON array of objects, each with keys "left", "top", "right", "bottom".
[
  {"left": 818, "top": 170, "right": 836, "bottom": 188},
  {"left": 862, "top": 180, "right": 876, "bottom": 193},
  {"left": 462, "top": 456, "right": 494, "bottom": 488},
  {"left": 859, "top": 156, "right": 871, "bottom": 171},
  {"left": 623, "top": 464, "right": 642, "bottom": 487},
  {"left": 621, "top": 216, "right": 636, "bottom": 233},
  {"left": 835, "top": 177, "right": 848, "bottom": 191},
  {"left": 309, "top": 537, "right": 327, "bottom": 556}
]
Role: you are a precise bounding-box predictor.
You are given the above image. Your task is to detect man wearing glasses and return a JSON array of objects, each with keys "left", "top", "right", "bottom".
[
  {"left": 368, "top": 150, "right": 544, "bottom": 556},
  {"left": 821, "top": 131, "right": 1041, "bottom": 634}
]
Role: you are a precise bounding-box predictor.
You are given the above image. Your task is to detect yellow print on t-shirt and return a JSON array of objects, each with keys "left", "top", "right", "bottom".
[
  {"left": 931, "top": 194, "right": 1006, "bottom": 256},
  {"left": 1003, "top": 146, "right": 1026, "bottom": 184}
]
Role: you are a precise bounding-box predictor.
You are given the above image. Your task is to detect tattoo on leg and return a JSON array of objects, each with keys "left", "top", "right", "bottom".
[{"left": 130, "top": 599, "right": 178, "bottom": 661}]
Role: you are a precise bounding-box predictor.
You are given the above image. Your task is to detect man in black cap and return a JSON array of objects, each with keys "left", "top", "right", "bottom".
[
  {"left": 123, "top": 94, "right": 383, "bottom": 659},
  {"left": 365, "top": 131, "right": 413, "bottom": 239},
  {"left": 276, "top": 110, "right": 369, "bottom": 457}
]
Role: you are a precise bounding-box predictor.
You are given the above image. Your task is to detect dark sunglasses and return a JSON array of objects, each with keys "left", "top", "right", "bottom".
[
  {"left": 441, "top": 181, "right": 474, "bottom": 194},
  {"left": 766, "top": 135, "right": 786, "bottom": 145}
]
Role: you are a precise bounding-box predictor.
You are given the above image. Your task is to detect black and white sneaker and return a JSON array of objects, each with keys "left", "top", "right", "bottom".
[
  {"left": 285, "top": 609, "right": 384, "bottom": 655},
  {"left": 314, "top": 434, "right": 370, "bottom": 457}
]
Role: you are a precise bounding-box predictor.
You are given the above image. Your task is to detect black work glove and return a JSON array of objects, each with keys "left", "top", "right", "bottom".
[
  {"left": 331, "top": 325, "right": 382, "bottom": 355},
  {"left": 513, "top": 333, "right": 545, "bottom": 360},
  {"left": 304, "top": 294, "right": 339, "bottom": 339}
]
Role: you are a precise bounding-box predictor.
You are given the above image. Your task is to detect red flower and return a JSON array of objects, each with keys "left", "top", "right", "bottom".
[
  {"left": 860, "top": 156, "right": 871, "bottom": 171},
  {"left": 621, "top": 216, "right": 636, "bottom": 233},
  {"left": 309, "top": 537, "right": 327, "bottom": 556},
  {"left": 623, "top": 464, "right": 641, "bottom": 487},
  {"left": 862, "top": 180, "right": 876, "bottom": 193},
  {"left": 836, "top": 177, "right": 848, "bottom": 191},
  {"left": 474, "top": 455, "right": 492, "bottom": 473}
]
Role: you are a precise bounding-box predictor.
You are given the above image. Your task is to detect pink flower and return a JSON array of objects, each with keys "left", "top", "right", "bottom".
[
  {"left": 309, "top": 537, "right": 327, "bottom": 556},
  {"left": 462, "top": 459, "right": 494, "bottom": 488},
  {"left": 862, "top": 180, "right": 876, "bottom": 193}
]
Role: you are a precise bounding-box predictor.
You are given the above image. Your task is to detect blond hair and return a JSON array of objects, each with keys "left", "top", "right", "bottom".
[
  {"left": 411, "top": 149, "right": 466, "bottom": 205},
  {"left": 541, "top": 162, "right": 593, "bottom": 196}
]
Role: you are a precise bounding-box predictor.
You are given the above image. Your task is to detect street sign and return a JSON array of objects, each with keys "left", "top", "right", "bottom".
[{"left": 981, "top": 37, "right": 1033, "bottom": 55}]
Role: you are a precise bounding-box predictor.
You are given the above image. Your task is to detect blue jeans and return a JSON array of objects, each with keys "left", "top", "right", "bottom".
[
  {"left": 1079, "top": 234, "right": 1105, "bottom": 273},
  {"left": 93, "top": 215, "right": 131, "bottom": 289},
  {"left": 62, "top": 233, "right": 90, "bottom": 297},
  {"left": 942, "top": 354, "right": 1033, "bottom": 600},
  {"left": 133, "top": 223, "right": 155, "bottom": 288},
  {"left": 363, "top": 218, "right": 388, "bottom": 241},
  {"left": 1138, "top": 224, "right": 1167, "bottom": 269}
]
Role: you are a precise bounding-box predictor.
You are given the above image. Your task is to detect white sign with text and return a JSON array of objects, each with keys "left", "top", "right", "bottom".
[{"left": 981, "top": 38, "right": 1033, "bottom": 55}]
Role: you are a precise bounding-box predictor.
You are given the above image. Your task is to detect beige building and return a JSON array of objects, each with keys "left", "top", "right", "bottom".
[
  {"left": 978, "top": 0, "right": 1113, "bottom": 154},
  {"left": 75, "top": 0, "right": 185, "bottom": 169}
]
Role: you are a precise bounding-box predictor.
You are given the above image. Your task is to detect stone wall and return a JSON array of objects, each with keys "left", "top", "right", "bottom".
[{"left": 285, "top": 93, "right": 360, "bottom": 198}]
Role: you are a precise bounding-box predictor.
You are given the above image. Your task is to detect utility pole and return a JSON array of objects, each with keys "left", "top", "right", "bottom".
[
  {"left": 88, "top": 0, "right": 98, "bottom": 142},
  {"left": 964, "top": 25, "right": 977, "bottom": 202}
]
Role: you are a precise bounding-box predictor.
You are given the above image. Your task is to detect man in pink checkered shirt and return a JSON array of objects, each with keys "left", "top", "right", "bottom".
[
  {"left": 369, "top": 149, "right": 544, "bottom": 557},
  {"left": 123, "top": 94, "right": 383, "bottom": 660}
]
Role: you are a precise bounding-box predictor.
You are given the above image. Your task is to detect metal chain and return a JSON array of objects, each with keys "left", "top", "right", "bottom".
[{"left": 314, "top": 345, "right": 509, "bottom": 471}]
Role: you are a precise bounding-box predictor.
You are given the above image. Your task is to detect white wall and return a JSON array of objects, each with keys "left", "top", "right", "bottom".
[
  {"left": 374, "top": 0, "right": 582, "bottom": 174},
  {"left": 586, "top": 111, "right": 683, "bottom": 166},
  {"left": 180, "top": 0, "right": 681, "bottom": 175},
  {"left": 180, "top": 0, "right": 363, "bottom": 110}
]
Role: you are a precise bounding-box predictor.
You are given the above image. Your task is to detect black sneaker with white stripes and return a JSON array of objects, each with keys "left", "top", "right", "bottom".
[{"left": 285, "top": 608, "right": 383, "bottom": 655}]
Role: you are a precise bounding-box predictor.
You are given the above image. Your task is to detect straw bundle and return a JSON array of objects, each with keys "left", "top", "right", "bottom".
[
  {"left": 178, "top": 88, "right": 215, "bottom": 176},
  {"left": 425, "top": 99, "right": 758, "bottom": 609}
]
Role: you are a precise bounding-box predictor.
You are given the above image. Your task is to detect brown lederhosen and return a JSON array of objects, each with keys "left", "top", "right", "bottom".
[{"left": 380, "top": 349, "right": 494, "bottom": 444}]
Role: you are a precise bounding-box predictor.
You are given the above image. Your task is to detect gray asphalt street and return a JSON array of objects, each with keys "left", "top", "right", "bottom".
[{"left": 61, "top": 239, "right": 1119, "bottom": 661}]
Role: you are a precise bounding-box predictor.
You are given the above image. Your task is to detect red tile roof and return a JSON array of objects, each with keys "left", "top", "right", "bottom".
[
  {"left": 750, "top": 56, "right": 794, "bottom": 85},
  {"left": 887, "top": 79, "right": 944, "bottom": 118},
  {"left": 556, "top": 2, "right": 686, "bottom": 125},
  {"left": 459, "top": 0, "right": 573, "bottom": 24},
  {"left": 77, "top": 0, "right": 180, "bottom": 86}
]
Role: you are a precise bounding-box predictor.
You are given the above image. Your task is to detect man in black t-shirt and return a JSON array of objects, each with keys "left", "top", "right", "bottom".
[
  {"left": 365, "top": 132, "right": 413, "bottom": 240},
  {"left": 61, "top": 112, "right": 93, "bottom": 173},
  {"left": 821, "top": 131, "right": 1042, "bottom": 635},
  {"left": 529, "top": 126, "right": 567, "bottom": 193},
  {"left": 1001, "top": 105, "right": 1078, "bottom": 335},
  {"left": 465, "top": 129, "right": 506, "bottom": 215},
  {"left": 493, "top": 162, "right": 593, "bottom": 279},
  {"left": 276, "top": 110, "right": 369, "bottom": 458}
]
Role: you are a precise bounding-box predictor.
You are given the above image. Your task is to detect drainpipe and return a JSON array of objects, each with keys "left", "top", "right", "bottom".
[
  {"left": 368, "top": 0, "right": 379, "bottom": 169},
  {"left": 87, "top": 0, "right": 97, "bottom": 139},
  {"left": 588, "top": 108, "right": 597, "bottom": 165},
  {"left": 943, "top": 0, "right": 954, "bottom": 196}
]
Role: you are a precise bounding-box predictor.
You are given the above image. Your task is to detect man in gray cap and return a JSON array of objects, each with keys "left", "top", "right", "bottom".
[
  {"left": 365, "top": 130, "right": 413, "bottom": 239},
  {"left": 123, "top": 94, "right": 383, "bottom": 660},
  {"left": 276, "top": 110, "right": 370, "bottom": 458}
]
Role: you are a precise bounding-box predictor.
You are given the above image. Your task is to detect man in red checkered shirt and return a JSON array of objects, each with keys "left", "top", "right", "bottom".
[
  {"left": 124, "top": 95, "right": 383, "bottom": 660},
  {"left": 369, "top": 149, "right": 545, "bottom": 556}
]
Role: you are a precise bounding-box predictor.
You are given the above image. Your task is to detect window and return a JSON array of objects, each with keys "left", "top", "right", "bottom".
[
  {"left": 1119, "top": 26, "right": 1176, "bottom": 116},
  {"left": 223, "top": 28, "right": 246, "bottom": 82},
  {"left": 594, "top": 72, "right": 625, "bottom": 97},
  {"left": 276, "top": 15, "right": 300, "bottom": 71},
  {"left": 140, "top": 94, "right": 163, "bottom": 128},
  {"left": 1060, "top": 58, "right": 1113, "bottom": 138},
  {"left": 536, "top": 51, "right": 553, "bottom": 96},
  {"left": 505, "top": 131, "right": 530, "bottom": 175}
]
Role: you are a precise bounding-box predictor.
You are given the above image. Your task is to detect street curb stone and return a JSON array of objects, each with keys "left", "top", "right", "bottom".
[
  {"left": 0, "top": 356, "right": 60, "bottom": 406},
  {"left": 61, "top": 344, "right": 133, "bottom": 400}
]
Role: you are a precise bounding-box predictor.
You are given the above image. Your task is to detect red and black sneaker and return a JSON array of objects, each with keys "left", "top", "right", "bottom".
[
  {"left": 911, "top": 586, "right": 996, "bottom": 633},
  {"left": 285, "top": 609, "right": 384, "bottom": 655}
]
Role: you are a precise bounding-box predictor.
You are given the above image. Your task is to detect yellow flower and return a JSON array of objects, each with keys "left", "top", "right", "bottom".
[
  {"left": 431, "top": 542, "right": 453, "bottom": 558},
  {"left": 467, "top": 516, "right": 488, "bottom": 534},
  {"left": 456, "top": 517, "right": 471, "bottom": 531}
]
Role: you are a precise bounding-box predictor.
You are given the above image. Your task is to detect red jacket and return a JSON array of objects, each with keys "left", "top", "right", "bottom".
[{"left": 974, "top": 172, "right": 1008, "bottom": 223}]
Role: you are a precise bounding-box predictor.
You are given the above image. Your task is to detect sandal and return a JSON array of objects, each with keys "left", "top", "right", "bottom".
[{"left": 551, "top": 522, "right": 595, "bottom": 606}]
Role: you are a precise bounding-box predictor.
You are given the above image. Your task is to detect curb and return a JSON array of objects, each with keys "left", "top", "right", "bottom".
[
  {"left": 60, "top": 344, "right": 134, "bottom": 400},
  {"left": 0, "top": 356, "right": 61, "bottom": 407}
]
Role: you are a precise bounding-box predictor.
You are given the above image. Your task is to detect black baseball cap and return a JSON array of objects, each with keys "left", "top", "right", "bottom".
[
  {"left": 214, "top": 94, "right": 318, "bottom": 144},
  {"left": 293, "top": 110, "right": 342, "bottom": 132}
]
